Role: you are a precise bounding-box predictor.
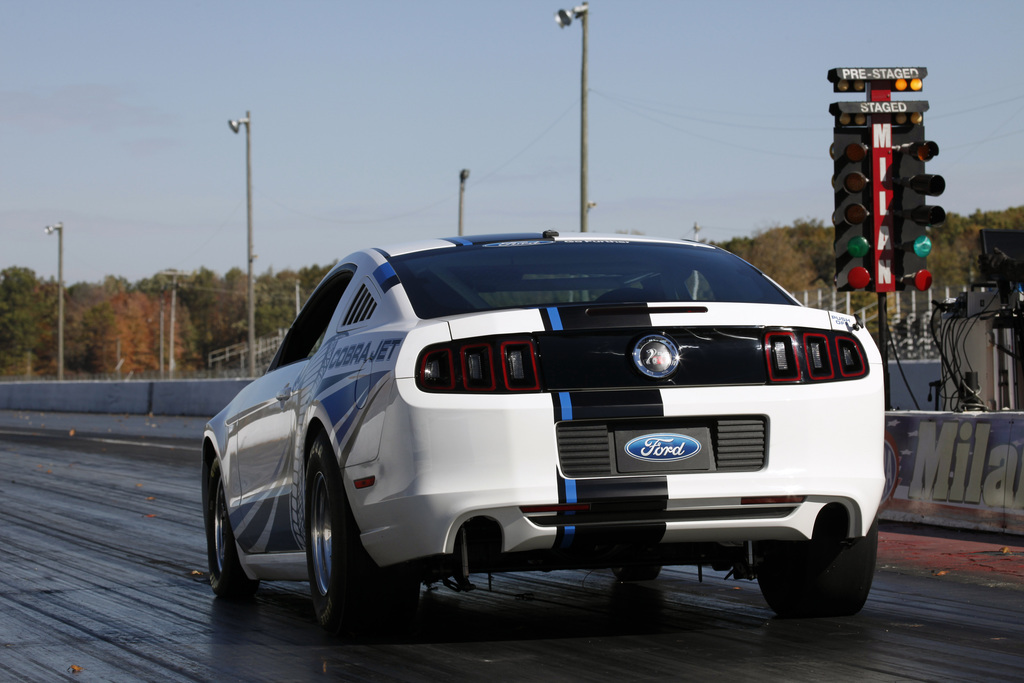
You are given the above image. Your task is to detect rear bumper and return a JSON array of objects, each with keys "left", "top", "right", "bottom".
[{"left": 346, "top": 376, "right": 885, "bottom": 568}]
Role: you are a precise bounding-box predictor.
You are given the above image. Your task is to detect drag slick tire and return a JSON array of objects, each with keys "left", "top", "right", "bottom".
[
  {"left": 204, "top": 459, "right": 260, "bottom": 599},
  {"left": 305, "top": 431, "right": 419, "bottom": 636},
  {"left": 757, "top": 509, "right": 877, "bottom": 618}
]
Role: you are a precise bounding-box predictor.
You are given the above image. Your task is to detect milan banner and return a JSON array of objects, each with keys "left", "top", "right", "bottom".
[{"left": 883, "top": 411, "right": 1024, "bottom": 535}]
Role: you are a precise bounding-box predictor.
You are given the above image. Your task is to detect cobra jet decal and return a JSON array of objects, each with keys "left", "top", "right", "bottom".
[
  {"left": 328, "top": 338, "right": 401, "bottom": 369},
  {"left": 232, "top": 493, "right": 300, "bottom": 553}
]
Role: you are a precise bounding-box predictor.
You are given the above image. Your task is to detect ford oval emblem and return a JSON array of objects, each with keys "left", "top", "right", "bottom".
[
  {"left": 632, "top": 334, "right": 679, "bottom": 379},
  {"left": 624, "top": 433, "right": 701, "bottom": 462}
]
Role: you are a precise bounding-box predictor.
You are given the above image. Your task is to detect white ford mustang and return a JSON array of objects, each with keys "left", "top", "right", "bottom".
[{"left": 202, "top": 232, "right": 884, "bottom": 634}]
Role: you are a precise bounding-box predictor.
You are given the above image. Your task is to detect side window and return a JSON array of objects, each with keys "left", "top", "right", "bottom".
[{"left": 268, "top": 269, "right": 353, "bottom": 371}]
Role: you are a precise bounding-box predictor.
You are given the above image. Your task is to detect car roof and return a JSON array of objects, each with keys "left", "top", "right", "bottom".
[{"left": 368, "top": 232, "right": 717, "bottom": 259}]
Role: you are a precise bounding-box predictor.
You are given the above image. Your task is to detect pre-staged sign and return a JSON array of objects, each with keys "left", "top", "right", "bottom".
[
  {"left": 833, "top": 67, "right": 926, "bottom": 81},
  {"left": 882, "top": 412, "right": 1024, "bottom": 534}
]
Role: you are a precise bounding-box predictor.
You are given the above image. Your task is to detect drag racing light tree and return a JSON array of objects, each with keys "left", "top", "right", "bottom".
[
  {"left": 892, "top": 131, "right": 944, "bottom": 292},
  {"left": 828, "top": 67, "right": 940, "bottom": 293},
  {"left": 831, "top": 128, "right": 873, "bottom": 291}
]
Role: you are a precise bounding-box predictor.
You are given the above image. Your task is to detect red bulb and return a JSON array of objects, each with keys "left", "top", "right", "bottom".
[
  {"left": 913, "top": 270, "right": 933, "bottom": 291},
  {"left": 849, "top": 267, "right": 871, "bottom": 290}
]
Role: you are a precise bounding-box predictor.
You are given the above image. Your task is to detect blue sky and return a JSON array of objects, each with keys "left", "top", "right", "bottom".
[{"left": 4, "top": 0, "right": 1023, "bottom": 283}]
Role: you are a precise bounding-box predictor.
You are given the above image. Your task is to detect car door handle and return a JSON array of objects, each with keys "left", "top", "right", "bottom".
[{"left": 276, "top": 385, "right": 294, "bottom": 401}]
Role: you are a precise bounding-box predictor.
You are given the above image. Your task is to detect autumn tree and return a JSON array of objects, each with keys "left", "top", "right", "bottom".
[{"left": 0, "top": 267, "right": 45, "bottom": 374}]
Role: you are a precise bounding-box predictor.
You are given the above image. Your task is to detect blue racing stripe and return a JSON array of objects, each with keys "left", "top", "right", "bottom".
[
  {"left": 546, "top": 307, "right": 563, "bottom": 331},
  {"left": 557, "top": 476, "right": 578, "bottom": 549},
  {"left": 564, "top": 478, "right": 577, "bottom": 504},
  {"left": 558, "top": 392, "right": 573, "bottom": 421},
  {"left": 372, "top": 262, "right": 400, "bottom": 292}
]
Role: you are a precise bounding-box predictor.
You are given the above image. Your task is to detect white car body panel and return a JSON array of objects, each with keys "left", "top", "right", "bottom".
[{"left": 203, "top": 233, "right": 885, "bottom": 583}]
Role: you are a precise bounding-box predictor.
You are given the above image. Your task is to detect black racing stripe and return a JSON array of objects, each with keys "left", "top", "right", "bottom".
[
  {"left": 552, "top": 472, "right": 667, "bottom": 550},
  {"left": 574, "top": 475, "right": 668, "bottom": 504},
  {"left": 562, "top": 389, "right": 664, "bottom": 421},
  {"left": 554, "top": 305, "right": 652, "bottom": 331},
  {"left": 540, "top": 307, "right": 559, "bottom": 333}
]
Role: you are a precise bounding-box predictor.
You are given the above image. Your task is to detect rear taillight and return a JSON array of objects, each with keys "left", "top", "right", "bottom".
[
  {"left": 419, "top": 348, "right": 455, "bottom": 390},
  {"left": 836, "top": 337, "right": 866, "bottom": 377},
  {"left": 461, "top": 343, "right": 496, "bottom": 391},
  {"left": 500, "top": 341, "right": 541, "bottom": 390},
  {"left": 803, "top": 333, "right": 835, "bottom": 380},
  {"left": 765, "top": 332, "right": 801, "bottom": 382},
  {"left": 418, "top": 338, "right": 542, "bottom": 393},
  {"left": 765, "top": 330, "right": 867, "bottom": 384}
]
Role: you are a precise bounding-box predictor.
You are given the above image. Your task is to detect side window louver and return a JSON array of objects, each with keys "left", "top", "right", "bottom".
[{"left": 342, "top": 284, "right": 377, "bottom": 327}]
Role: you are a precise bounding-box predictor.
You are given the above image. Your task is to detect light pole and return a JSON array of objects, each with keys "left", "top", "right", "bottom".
[
  {"left": 555, "top": 2, "right": 589, "bottom": 232},
  {"left": 158, "top": 270, "right": 189, "bottom": 379},
  {"left": 44, "top": 222, "right": 64, "bottom": 381},
  {"left": 458, "top": 169, "right": 470, "bottom": 236},
  {"left": 229, "top": 111, "right": 256, "bottom": 377}
]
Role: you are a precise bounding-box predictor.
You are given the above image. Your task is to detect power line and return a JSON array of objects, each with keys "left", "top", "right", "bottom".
[
  {"left": 247, "top": 99, "right": 580, "bottom": 227},
  {"left": 594, "top": 91, "right": 820, "bottom": 160}
]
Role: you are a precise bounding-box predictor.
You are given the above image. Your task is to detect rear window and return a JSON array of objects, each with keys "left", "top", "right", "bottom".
[{"left": 388, "top": 240, "right": 795, "bottom": 319}]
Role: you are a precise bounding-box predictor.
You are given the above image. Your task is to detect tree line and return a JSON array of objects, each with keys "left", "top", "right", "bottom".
[
  {"left": 2, "top": 205, "right": 1021, "bottom": 379},
  {"left": 713, "top": 206, "right": 1024, "bottom": 307},
  {"left": 0, "top": 263, "right": 333, "bottom": 379}
]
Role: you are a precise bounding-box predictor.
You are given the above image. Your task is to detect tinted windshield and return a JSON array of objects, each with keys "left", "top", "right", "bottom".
[{"left": 389, "top": 240, "right": 794, "bottom": 319}]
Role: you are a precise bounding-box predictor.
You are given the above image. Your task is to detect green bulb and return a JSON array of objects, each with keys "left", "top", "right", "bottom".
[
  {"left": 847, "top": 235, "right": 870, "bottom": 258},
  {"left": 913, "top": 235, "right": 932, "bottom": 258}
]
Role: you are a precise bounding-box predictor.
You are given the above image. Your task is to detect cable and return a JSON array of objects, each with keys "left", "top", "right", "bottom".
[
  {"left": 886, "top": 322, "right": 921, "bottom": 410},
  {"left": 591, "top": 91, "right": 819, "bottom": 160},
  {"left": 249, "top": 99, "right": 580, "bottom": 227},
  {"left": 929, "top": 296, "right": 989, "bottom": 412}
]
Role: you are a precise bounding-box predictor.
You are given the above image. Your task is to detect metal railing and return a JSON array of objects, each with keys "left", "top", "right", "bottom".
[
  {"left": 790, "top": 285, "right": 971, "bottom": 361},
  {"left": 207, "top": 329, "right": 286, "bottom": 376}
]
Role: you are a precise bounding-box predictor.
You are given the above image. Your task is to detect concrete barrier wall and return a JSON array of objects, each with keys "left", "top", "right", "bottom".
[
  {"left": 0, "top": 379, "right": 250, "bottom": 418},
  {"left": 0, "top": 360, "right": 939, "bottom": 417}
]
